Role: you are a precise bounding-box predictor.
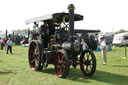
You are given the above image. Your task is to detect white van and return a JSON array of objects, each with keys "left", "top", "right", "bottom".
[{"left": 113, "top": 32, "right": 128, "bottom": 46}]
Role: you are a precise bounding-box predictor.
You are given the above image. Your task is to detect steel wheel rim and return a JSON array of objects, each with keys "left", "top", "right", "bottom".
[
  {"left": 29, "top": 42, "right": 39, "bottom": 70},
  {"left": 54, "top": 52, "right": 66, "bottom": 77},
  {"left": 80, "top": 51, "right": 93, "bottom": 75}
]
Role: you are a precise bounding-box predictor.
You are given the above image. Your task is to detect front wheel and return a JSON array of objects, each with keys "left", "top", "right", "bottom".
[
  {"left": 54, "top": 50, "right": 70, "bottom": 78},
  {"left": 80, "top": 49, "right": 96, "bottom": 77},
  {"left": 28, "top": 40, "right": 43, "bottom": 71}
]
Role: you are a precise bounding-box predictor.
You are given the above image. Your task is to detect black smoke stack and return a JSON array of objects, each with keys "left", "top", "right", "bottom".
[
  {"left": 68, "top": 4, "right": 75, "bottom": 41},
  {"left": 6, "top": 30, "right": 7, "bottom": 38}
]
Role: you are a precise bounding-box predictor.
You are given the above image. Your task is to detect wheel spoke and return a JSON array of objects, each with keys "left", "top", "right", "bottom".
[
  {"left": 30, "top": 50, "right": 34, "bottom": 54},
  {"left": 61, "top": 60, "right": 65, "bottom": 65},
  {"left": 87, "top": 53, "right": 90, "bottom": 60},
  {"left": 61, "top": 61, "right": 66, "bottom": 68},
  {"left": 62, "top": 64, "right": 66, "bottom": 68},
  {"left": 35, "top": 59, "right": 38, "bottom": 66},
  {"left": 61, "top": 56, "right": 64, "bottom": 61},
  {"left": 86, "top": 65, "right": 88, "bottom": 71},
  {"left": 89, "top": 65, "right": 92, "bottom": 69},
  {"left": 86, "top": 65, "right": 89, "bottom": 74},
  {"left": 83, "top": 57, "right": 86, "bottom": 62},
  {"left": 35, "top": 48, "right": 38, "bottom": 53},
  {"left": 35, "top": 51, "right": 39, "bottom": 55},
  {"left": 31, "top": 59, "right": 35, "bottom": 63},
  {"left": 57, "top": 55, "right": 61, "bottom": 61},
  {"left": 58, "top": 55, "right": 65, "bottom": 75},
  {"left": 59, "top": 65, "right": 62, "bottom": 75}
]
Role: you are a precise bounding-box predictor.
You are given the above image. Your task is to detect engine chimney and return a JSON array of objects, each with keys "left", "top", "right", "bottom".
[{"left": 68, "top": 4, "right": 75, "bottom": 41}]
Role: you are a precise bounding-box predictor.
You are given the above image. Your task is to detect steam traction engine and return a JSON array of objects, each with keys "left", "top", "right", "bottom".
[{"left": 25, "top": 4, "right": 96, "bottom": 78}]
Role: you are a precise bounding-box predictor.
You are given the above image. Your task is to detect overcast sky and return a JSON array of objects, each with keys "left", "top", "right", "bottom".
[{"left": 0, "top": 0, "right": 128, "bottom": 32}]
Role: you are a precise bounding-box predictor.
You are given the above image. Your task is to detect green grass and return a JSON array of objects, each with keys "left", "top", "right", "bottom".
[{"left": 0, "top": 46, "right": 128, "bottom": 85}]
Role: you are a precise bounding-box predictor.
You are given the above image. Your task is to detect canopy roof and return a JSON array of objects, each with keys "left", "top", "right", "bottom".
[
  {"left": 75, "top": 29, "right": 101, "bottom": 33},
  {"left": 25, "top": 13, "right": 83, "bottom": 24}
]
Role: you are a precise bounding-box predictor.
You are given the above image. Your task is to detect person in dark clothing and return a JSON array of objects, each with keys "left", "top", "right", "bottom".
[
  {"left": 49, "top": 22, "right": 56, "bottom": 35},
  {"left": 0, "top": 38, "right": 4, "bottom": 50},
  {"left": 40, "top": 22, "right": 49, "bottom": 38},
  {"left": 40, "top": 21, "right": 49, "bottom": 48},
  {"left": 6, "top": 38, "right": 13, "bottom": 54}
]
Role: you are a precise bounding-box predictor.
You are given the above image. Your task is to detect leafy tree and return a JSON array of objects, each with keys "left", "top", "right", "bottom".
[{"left": 115, "top": 29, "right": 128, "bottom": 34}]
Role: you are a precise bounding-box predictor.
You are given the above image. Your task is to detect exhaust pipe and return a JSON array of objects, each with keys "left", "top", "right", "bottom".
[{"left": 68, "top": 4, "right": 75, "bottom": 41}]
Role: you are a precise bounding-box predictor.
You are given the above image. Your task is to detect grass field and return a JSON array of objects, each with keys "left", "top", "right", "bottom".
[{"left": 0, "top": 46, "right": 128, "bottom": 85}]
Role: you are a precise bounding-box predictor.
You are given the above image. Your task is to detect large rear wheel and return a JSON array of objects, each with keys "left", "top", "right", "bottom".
[
  {"left": 80, "top": 49, "right": 96, "bottom": 77},
  {"left": 28, "top": 40, "right": 43, "bottom": 71},
  {"left": 54, "top": 50, "right": 70, "bottom": 78}
]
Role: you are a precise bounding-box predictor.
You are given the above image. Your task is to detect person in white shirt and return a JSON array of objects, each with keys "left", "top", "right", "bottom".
[
  {"left": 81, "top": 38, "right": 88, "bottom": 51},
  {"left": 6, "top": 38, "right": 13, "bottom": 54},
  {"left": 100, "top": 37, "right": 107, "bottom": 65}
]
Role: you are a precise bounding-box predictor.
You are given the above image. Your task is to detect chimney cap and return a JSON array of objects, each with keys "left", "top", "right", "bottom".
[{"left": 68, "top": 4, "right": 75, "bottom": 9}]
